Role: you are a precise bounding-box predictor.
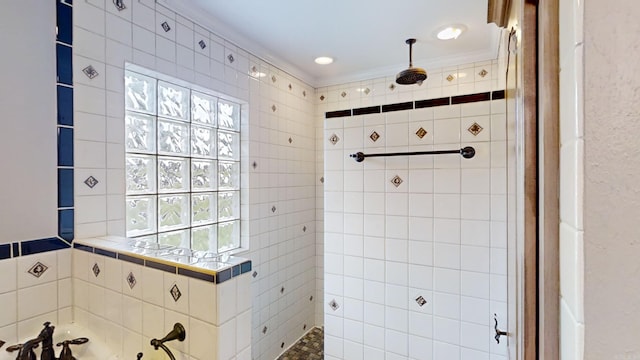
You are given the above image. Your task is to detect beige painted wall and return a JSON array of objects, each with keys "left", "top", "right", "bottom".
[{"left": 583, "top": 1, "right": 640, "bottom": 358}]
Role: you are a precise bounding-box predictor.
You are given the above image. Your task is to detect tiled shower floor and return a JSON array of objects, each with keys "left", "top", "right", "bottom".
[{"left": 277, "top": 327, "right": 324, "bottom": 360}]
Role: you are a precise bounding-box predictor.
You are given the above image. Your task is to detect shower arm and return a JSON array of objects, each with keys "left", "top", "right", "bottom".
[{"left": 349, "top": 146, "right": 475, "bottom": 162}]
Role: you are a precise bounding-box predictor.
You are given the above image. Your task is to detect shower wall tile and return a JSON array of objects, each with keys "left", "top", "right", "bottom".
[
  {"left": 322, "top": 59, "right": 507, "bottom": 360},
  {"left": 64, "top": 0, "right": 318, "bottom": 358}
]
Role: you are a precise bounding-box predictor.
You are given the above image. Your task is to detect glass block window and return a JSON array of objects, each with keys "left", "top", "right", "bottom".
[{"left": 125, "top": 70, "right": 241, "bottom": 254}]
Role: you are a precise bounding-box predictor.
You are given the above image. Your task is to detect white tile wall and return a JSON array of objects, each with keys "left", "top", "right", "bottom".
[
  {"left": 71, "top": 1, "right": 317, "bottom": 359},
  {"left": 0, "top": 249, "right": 72, "bottom": 350},
  {"left": 320, "top": 61, "right": 508, "bottom": 359},
  {"left": 72, "top": 248, "right": 251, "bottom": 359},
  {"left": 559, "top": 0, "right": 585, "bottom": 358}
]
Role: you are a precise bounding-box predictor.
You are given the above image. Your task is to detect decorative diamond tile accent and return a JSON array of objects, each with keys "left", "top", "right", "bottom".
[
  {"left": 369, "top": 131, "right": 380, "bottom": 142},
  {"left": 28, "top": 262, "right": 48, "bottom": 278},
  {"left": 262, "top": 326, "right": 268, "bottom": 334},
  {"left": 82, "top": 65, "right": 99, "bottom": 79},
  {"left": 271, "top": 104, "right": 277, "bottom": 112},
  {"left": 341, "top": 91, "right": 347, "bottom": 98},
  {"left": 252, "top": 271, "right": 258, "bottom": 278},
  {"left": 415, "top": 127, "right": 428, "bottom": 139},
  {"left": 479, "top": 69, "right": 489, "bottom": 77},
  {"left": 84, "top": 176, "right": 99, "bottom": 188},
  {"left": 170, "top": 284, "right": 182, "bottom": 302},
  {"left": 198, "top": 40, "right": 206, "bottom": 49},
  {"left": 271, "top": 75, "right": 277, "bottom": 83},
  {"left": 415, "top": 295, "right": 427, "bottom": 307},
  {"left": 329, "top": 299, "right": 340, "bottom": 311},
  {"left": 271, "top": 205, "right": 277, "bottom": 213},
  {"left": 391, "top": 175, "right": 403, "bottom": 187},
  {"left": 113, "top": 0, "right": 126, "bottom": 11},
  {"left": 288, "top": 84, "right": 292, "bottom": 90},
  {"left": 389, "top": 83, "right": 396, "bottom": 91},
  {"left": 127, "top": 272, "right": 137, "bottom": 289},
  {"left": 446, "top": 74, "right": 455, "bottom": 82},
  {"left": 363, "top": 87, "right": 371, "bottom": 95},
  {"left": 328, "top": 133, "right": 340, "bottom": 145},
  {"left": 161, "top": 21, "right": 171, "bottom": 32},
  {"left": 320, "top": 95, "right": 325, "bottom": 101},
  {"left": 468, "top": 122, "right": 484, "bottom": 136},
  {"left": 288, "top": 137, "right": 293, "bottom": 144},
  {"left": 92, "top": 263, "right": 101, "bottom": 277},
  {"left": 227, "top": 54, "right": 235, "bottom": 63}
]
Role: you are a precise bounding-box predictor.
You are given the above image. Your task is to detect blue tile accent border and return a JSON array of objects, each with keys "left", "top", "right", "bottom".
[
  {"left": 95, "top": 248, "right": 117, "bottom": 258},
  {"left": 216, "top": 268, "right": 233, "bottom": 284},
  {"left": 73, "top": 243, "right": 94, "bottom": 253},
  {"left": 0, "top": 245, "right": 10, "bottom": 260},
  {"left": 68, "top": 241, "right": 249, "bottom": 283},
  {"left": 240, "top": 260, "right": 252, "bottom": 274},
  {"left": 21, "top": 237, "right": 70, "bottom": 256},
  {"left": 57, "top": 86, "right": 74, "bottom": 126},
  {"left": 178, "top": 267, "right": 215, "bottom": 283},
  {"left": 56, "top": 2, "right": 73, "bottom": 45},
  {"left": 57, "top": 127, "right": 74, "bottom": 167},
  {"left": 118, "top": 253, "right": 145, "bottom": 266},
  {"left": 56, "top": 44, "right": 73, "bottom": 85},
  {"left": 59, "top": 209, "right": 74, "bottom": 241},
  {"left": 145, "top": 260, "right": 177, "bottom": 273},
  {"left": 0, "top": 0, "right": 76, "bottom": 262},
  {"left": 58, "top": 169, "right": 74, "bottom": 208}
]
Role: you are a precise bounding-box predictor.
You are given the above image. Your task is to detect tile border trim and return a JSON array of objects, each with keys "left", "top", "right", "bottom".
[
  {"left": 325, "top": 90, "right": 505, "bottom": 118},
  {"left": 72, "top": 242, "right": 252, "bottom": 284}
]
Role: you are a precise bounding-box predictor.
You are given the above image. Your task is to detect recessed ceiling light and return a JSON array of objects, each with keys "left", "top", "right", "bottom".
[
  {"left": 314, "top": 56, "right": 334, "bottom": 65},
  {"left": 436, "top": 25, "right": 466, "bottom": 40}
]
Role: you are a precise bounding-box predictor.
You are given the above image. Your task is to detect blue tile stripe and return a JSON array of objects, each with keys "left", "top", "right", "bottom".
[
  {"left": 0, "top": 244, "right": 11, "bottom": 260},
  {"left": 95, "top": 248, "right": 117, "bottom": 258},
  {"left": 21, "top": 238, "right": 70, "bottom": 256},
  {"left": 73, "top": 243, "right": 94, "bottom": 253},
  {"left": 55, "top": 0, "right": 74, "bottom": 246},
  {"left": 178, "top": 267, "right": 215, "bottom": 283},
  {"left": 72, "top": 244, "right": 248, "bottom": 283},
  {"left": 145, "top": 260, "right": 177, "bottom": 273}
]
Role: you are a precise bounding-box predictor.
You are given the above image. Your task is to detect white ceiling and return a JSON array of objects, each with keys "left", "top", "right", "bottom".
[{"left": 161, "top": 0, "right": 501, "bottom": 88}]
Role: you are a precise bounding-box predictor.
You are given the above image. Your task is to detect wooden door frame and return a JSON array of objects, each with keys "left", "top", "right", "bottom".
[
  {"left": 490, "top": 0, "right": 560, "bottom": 358},
  {"left": 523, "top": 0, "right": 561, "bottom": 358},
  {"left": 537, "top": 0, "right": 560, "bottom": 359}
]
